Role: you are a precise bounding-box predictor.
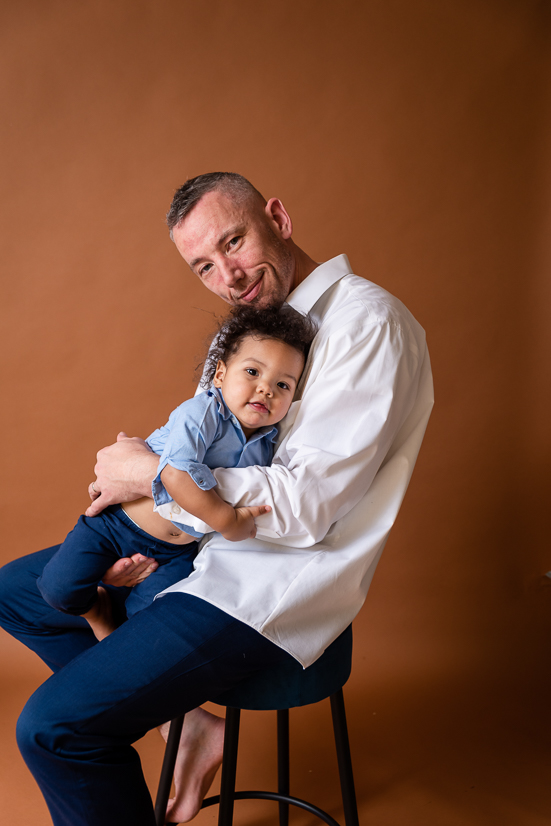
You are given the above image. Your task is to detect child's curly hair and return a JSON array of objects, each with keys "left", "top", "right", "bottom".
[{"left": 200, "top": 305, "right": 317, "bottom": 388}]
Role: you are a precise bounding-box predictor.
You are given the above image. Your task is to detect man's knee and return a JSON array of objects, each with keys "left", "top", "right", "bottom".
[
  {"left": 0, "top": 556, "right": 36, "bottom": 628},
  {"left": 0, "top": 547, "right": 62, "bottom": 630},
  {"left": 0, "top": 558, "right": 18, "bottom": 612},
  {"left": 16, "top": 693, "right": 59, "bottom": 768},
  {"left": 17, "top": 685, "right": 94, "bottom": 769}
]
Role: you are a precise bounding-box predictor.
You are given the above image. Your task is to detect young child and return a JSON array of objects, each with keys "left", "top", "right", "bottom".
[{"left": 37, "top": 305, "right": 316, "bottom": 640}]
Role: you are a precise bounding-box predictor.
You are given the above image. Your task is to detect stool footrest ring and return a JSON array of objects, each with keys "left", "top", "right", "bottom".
[{"left": 201, "top": 790, "right": 342, "bottom": 826}]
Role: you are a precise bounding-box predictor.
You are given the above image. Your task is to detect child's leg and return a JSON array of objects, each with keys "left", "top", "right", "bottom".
[
  {"left": 37, "top": 515, "right": 122, "bottom": 616},
  {"left": 124, "top": 542, "right": 199, "bottom": 618}
]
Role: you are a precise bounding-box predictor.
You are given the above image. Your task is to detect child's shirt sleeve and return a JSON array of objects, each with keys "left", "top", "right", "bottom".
[{"left": 150, "top": 393, "right": 221, "bottom": 509}]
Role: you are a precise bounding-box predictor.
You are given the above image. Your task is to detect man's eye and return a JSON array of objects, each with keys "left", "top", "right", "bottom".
[
  {"left": 228, "top": 236, "right": 241, "bottom": 248},
  {"left": 277, "top": 382, "right": 290, "bottom": 391},
  {"left": 246, "top": 368, "right": 259, "bottom": 376},
  {"left": 199, "top": 263, "right": 213, "bottom": 277}
]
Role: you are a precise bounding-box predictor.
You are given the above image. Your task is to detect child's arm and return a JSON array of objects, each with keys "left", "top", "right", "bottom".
[{"left": 160, "top": 464, "right": 270, "bottom": 542}]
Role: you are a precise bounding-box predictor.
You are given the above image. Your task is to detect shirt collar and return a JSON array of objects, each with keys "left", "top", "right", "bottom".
[
  {"left": 285, "top": 254, "right": 353, "bottom": 319},
  {"left": 208, "top": 386, "right": 232, "bottom": 420}
]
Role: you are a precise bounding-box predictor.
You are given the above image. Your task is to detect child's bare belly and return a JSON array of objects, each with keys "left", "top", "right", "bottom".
[{"left": 121, "top": 498, "right": 197, "bottom": 545}]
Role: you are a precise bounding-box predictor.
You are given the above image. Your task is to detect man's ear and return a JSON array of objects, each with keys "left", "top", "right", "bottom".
[
  {"left": 265, "top": 198, "right": 293, "bottom": 240},
  {"left": 213, "top": 360, "right": 227, "bottom": 387}
]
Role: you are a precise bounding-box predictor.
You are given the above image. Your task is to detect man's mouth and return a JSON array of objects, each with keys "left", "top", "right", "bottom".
[{"left": 237, "top": 274, "right": 263, "bottom": 302}]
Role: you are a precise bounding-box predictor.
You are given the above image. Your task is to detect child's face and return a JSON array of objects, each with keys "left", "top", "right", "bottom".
[{"left": 213, "top": 335, "right": 304, "bottom": 437}]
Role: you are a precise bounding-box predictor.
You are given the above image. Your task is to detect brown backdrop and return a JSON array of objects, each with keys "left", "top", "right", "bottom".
[{"left": 1, "top": 1, "right": 550, "bottom": 824}]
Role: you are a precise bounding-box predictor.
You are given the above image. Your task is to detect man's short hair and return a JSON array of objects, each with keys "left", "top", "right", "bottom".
[{"left": 166, "top": 172, "right": 266, "bottom": 238}]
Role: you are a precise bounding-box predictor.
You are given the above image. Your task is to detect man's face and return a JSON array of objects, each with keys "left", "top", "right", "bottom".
[{"left": 172, "top": 190, "right": 296, "bottom": 309}]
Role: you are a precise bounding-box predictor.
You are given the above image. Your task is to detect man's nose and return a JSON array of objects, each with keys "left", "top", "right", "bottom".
[{"left": 218, "top": 259, "right": 244, "bottom": 286}]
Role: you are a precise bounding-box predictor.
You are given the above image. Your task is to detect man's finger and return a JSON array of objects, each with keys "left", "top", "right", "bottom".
[
  {"left": 85, "top": 494, "right": 110, "bottom": 517},
  {"left": 88, "top": 482, "right": 101, "bottom": 501},
  {"left": 129, "top": 561, "right": 158, "bottom": 576},
  {"left": 134, "top": 563, "right": 159, "bottom": 583},
  {"left": 85, "top": 500, "right": 102, "bottom": 517}
]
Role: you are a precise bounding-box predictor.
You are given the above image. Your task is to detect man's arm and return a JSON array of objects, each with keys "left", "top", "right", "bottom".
[
  {"left": 85, "top": 298, "right": 430, "bottom": 545},
  {"left": 160, "top": 465, "right": 270, "bottom": 541},
  {"left": 85, "top": 432, "right": 158, "bottom": 517},
  {"left": 169, "top": 312, "right": 429, "bottom": 548}
]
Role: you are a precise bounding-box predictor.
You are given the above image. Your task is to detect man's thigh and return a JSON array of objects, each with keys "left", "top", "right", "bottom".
[{"left": 21, "top": 593, "right": 291, "bottom": 744}]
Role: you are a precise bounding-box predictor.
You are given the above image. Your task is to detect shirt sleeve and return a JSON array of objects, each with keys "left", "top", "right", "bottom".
[
  {"left": 151, "top": 394, "right": 221, "bottom": 508},
  {"left": 145, "top": 423, "right": 171, "bottom": 456},
  {"left": 171, "top": 315, "right": 425, "bottom": 547}
]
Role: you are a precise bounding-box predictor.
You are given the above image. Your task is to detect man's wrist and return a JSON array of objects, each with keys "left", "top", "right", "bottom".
[{"left": 132, "top": 452, "right": 159, "bottom": 498}]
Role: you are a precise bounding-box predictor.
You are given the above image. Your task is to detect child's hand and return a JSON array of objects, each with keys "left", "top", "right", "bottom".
[{"left": 222, "top": 505, "right": 271, "bottom": 542}]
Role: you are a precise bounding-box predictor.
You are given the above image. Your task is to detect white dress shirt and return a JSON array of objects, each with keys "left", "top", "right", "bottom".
[{"left": 158, "top": 255, "right": 434, "bottom": 667}]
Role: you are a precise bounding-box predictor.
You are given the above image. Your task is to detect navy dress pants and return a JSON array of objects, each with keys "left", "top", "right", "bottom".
[
  {"left": 0, "top": 546, "right": 293, "bottom": 826},
  {"left": 36, "top": 505, "right": 200, "bottom": 618}
]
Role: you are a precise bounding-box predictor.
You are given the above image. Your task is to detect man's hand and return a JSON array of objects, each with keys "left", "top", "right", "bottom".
[
  {"left": 221, "top": 505, "right": 272, "bottom": 542},
  {"left": 101, "top": 553, "right": 159, "bottom": 587},
  {"left": 85, "top": 432, "right": 159, "bottom": 517}
]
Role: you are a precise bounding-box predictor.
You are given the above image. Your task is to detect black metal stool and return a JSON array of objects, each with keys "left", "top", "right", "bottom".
[{"left": 154, "top": 626, "right": 359, "bottom": 826}]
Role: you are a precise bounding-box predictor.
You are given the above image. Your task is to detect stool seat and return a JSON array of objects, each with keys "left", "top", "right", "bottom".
[
  {"left": 211, "top": 625, "right": 353, "bottom": 710},
  {"left": 155, "top": 626, "right": 358, "bottom": 826}
]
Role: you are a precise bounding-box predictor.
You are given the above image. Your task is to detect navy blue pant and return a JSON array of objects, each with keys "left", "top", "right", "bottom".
[
  {"left": 0, "top": 546, "right": 293, "bottom": 826},
  {"left": 36, "top": 505, "right": 199, "bottom": 618}
]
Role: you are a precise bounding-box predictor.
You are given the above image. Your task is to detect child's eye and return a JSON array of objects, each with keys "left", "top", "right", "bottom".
[
  {"left": 277, "top": 382, "right": 290, "bottom": 391},
  {"left": 246, "top": 368, "right": 259, "bottom": 376}
]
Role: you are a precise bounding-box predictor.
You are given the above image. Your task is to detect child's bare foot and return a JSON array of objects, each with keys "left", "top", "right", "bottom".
[{"left": 82, "top": 586, "right": 118, "bottom": 641}]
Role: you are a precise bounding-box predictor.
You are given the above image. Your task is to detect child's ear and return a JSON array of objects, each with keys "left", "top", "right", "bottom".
[{"left": 213, "top": 360, "right": 227, "bottom": 387}]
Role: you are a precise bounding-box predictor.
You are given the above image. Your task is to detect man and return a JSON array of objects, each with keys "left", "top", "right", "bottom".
[{"left": 0, "top": 173, "right": 433, "bottom": 826}]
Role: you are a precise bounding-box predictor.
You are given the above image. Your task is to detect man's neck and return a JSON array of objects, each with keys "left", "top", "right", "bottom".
[{"left": 289, "top": 241, "right": 319, "bottom": 292}]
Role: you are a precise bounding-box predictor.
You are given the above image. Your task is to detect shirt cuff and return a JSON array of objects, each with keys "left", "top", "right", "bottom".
[
  {"left": 152, "top": 502, "right": 210, "bottom": 538},
  {"left": 152, "top": 460, "right": 217, "bottom": 506}
]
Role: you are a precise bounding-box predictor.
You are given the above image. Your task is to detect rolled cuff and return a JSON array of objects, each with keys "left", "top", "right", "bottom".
[{"left": 152, "top": 460, "right": 217, "bottom": 508}]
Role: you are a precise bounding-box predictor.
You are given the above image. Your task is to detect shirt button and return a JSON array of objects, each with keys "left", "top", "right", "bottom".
[{"left": 172, "top": 505, "right": 181, "bottom": 514}]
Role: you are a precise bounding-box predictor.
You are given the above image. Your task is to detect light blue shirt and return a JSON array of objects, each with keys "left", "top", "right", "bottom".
[{"left": 148, "top": 386, "right": 278, "bottom": 538}]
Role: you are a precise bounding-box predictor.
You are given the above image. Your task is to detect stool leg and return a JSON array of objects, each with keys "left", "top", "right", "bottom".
[
  {"left": 218, "top": 707, "right": 241, "bottom": 826},
  {"left": 155, "top": 714, "right": 185, "bottom": 826},
  {"left": 277, "top": 709, "right": 290, "bottom": 826},
  {"left": 330, "top": 691, "right": 359, "bottom": 826}
]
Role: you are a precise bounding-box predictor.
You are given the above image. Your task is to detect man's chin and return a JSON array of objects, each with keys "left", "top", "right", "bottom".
[
  {"left": 237, "top": 281, "right": 287, "bottom": 309},
  {"left": 235, "top": 295, "right": 285, "bottom": 310}
]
